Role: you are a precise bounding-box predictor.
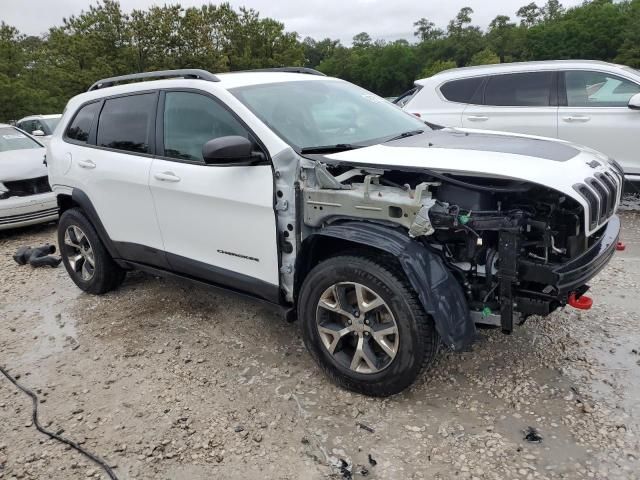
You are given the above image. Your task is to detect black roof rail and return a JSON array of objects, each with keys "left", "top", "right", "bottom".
[
  {"left": 242, "top": 67, "right": 326, "bottom": 76},
  {"left": 88, "top": 69, "right": 220, "bottom": 92}
]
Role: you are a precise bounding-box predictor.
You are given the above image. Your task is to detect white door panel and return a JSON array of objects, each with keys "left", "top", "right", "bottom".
[
  {"left": 461, "top": 106, "right": 558, "bottom": 138},
  {"left": 72, "top": 146, "right": 163, "bottom": 249},
  {"left": 558, "top": 107, "right": 640, "bottom": 174},
  {"left": 149, "top": 160, "right": 278, "bottom": 285},
  {"left": 556, "top": 70, "right": 640, "bottom": 174},
  {"left": 413, "top": 109, "right": 464, "bottom": 128}
]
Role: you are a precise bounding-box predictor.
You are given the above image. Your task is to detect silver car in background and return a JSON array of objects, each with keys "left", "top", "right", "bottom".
[{"left": 0, "top": 124, "right": 58, "bottom": 230}]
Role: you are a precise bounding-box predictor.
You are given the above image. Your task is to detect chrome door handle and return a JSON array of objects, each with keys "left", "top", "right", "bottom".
[
  {"left": 467, "top": 115, "right": 489, "bottom": 122},
  {"left": 77, "top": 159, "right": 96, "bottom": 169},
  {"left": 154, "top": 171, "right": 181, "bottom": 182},
  {"left": 562, "top": 115, "right": 591, "bottom": 123}
]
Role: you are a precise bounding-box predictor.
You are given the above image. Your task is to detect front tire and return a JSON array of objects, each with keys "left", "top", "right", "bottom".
[
  {"left": 298, "top": 255, "right": 439, "bottom": 396},
  {"left": 58, "top": 208, "right": 125, "bottom": 294}
]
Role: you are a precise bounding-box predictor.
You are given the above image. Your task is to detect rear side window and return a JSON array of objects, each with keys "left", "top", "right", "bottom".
[
  {"left": 18, "top": 120, "right": 37, "bottom": 134},
  {"left": 440, "top": 77, "right": 483, "bottom": 104},
  {"left": 97, "top": 93, "right": 156, "bottom": 154},
  {"left": 66, "top": 102, "right": 100, "bottom": 143},
  {"left": 394, "top": 86, "right": 421, "bottom": 107},
  {"left": 484, "top": 72, "right": 554, "bottom": 107},
  {"left": 163, "top": 91, "right": 248, "bottom": 162},
  {"left": 564, "top": 70, "right": 640, "bottom": 107}
]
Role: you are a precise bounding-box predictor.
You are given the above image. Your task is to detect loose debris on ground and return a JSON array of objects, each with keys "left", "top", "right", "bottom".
[{"left": 1, "top": 207, "right": 639, "bottom": 479}]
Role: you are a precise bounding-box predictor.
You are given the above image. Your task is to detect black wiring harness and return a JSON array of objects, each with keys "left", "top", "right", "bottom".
[{"left": 0, "top": 365, "right": 119, "bottom": 480}]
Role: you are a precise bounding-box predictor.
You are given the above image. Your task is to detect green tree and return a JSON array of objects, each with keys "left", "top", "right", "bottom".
[
  {"left": 420, "top": 59, "right": 457, "bottom": 78},
  {"left": 517, "top": 2, "right": 542, "bottom": 27},
  {"left": 413, "top": 18, "right": 443, "bottom": 42},
  {"left": 352, "top": 32, "right": 373, "bottom": 48},
  {"left": 1, "top": 0, "right": 640, "bottom": 121},
  {"left": 446, "top": 8, "right": 485, "bottom": 66},
  {"left": 488, "top": 15, "right": 517, "bottom": 62},
  {"left": 302, "top": 37, "right": 340, "bottom": 68},
  {"left": 469, "top": 48, "right": 500, "bottom": 65},
  {"left": 615, "top": 0, "right": 640, "bottom": 67},
  {"left": 542, "top": 0, "right": 565, "bottom": 22}
]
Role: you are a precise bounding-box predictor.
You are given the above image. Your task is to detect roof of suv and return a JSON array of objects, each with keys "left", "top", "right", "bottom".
[
  {"left": 416, "top": 60, "right": 636, "bottom": 85},
  {"left": 71, "top": 71, "right": 335, "bottom": 106},
  {"left": 214, "top": 71, "right": 332, "bottom": 88}
]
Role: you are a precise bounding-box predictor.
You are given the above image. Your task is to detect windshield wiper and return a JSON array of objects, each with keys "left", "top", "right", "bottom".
[
  {"left": 385, "top": 129, "right": 425, "bottom": 143},
  {"left": 300, "top": 144, "right": 363, "bottom": 154}
]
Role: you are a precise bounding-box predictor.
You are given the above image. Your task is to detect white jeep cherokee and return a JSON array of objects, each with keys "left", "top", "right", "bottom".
[{"left": 48, "top": 68, "right": 622, "bottom": 396}]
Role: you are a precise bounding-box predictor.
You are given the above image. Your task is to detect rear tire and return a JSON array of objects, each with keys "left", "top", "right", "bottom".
[
  {"left": 298, "top": 255, "right": 439, "bottom": 396},
  {"left": 58, "top": 208, "right": 125, "bottom": 294}
]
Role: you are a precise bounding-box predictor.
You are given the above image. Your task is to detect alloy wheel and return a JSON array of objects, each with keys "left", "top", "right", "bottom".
[
  {"left": 63, "top": 225, "right": 96, "bottom": 281},
  {"left": 315, "top": 282, "right": 399, "bottom": 374}
]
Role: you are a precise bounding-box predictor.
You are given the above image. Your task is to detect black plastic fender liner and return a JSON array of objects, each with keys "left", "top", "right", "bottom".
[
  {"left": 67, "top": 189, "right": 122, "bottom": 260},
  {"left": 305, "top": 222, "right": 475, "bottom": 351}
]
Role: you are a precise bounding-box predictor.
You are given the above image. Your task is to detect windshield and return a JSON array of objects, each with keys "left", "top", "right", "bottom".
[
  {"left": 230, "top": 80, "right": 427, "bottom": 150},
  {"left": 0, "top": 127, "right": 42, "bottom": 153},
  {"left": 41, "top": 117, "right": 61, "bottom": 133}
]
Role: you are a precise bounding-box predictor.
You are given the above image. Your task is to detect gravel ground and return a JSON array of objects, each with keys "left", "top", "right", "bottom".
[{"left": 1, "top": 210, "right": 639, "bottom": 480}]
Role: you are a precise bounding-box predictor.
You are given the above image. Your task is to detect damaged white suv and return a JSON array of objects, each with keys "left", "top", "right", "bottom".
[{"left": 48, "top": 68, "right": 622, "bottom": 396}]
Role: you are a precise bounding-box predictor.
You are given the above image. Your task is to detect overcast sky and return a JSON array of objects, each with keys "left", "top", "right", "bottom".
[{"left": 4, "top": 0, "right": 583, "bottom": 44}]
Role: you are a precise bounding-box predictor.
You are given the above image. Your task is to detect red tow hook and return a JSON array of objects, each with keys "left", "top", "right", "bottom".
[
  {"left": 616, "top": 241, "right": 626, "bottom": 251},
  {"left": 568, "top": 292, "right": 593, "bottom": 310}
]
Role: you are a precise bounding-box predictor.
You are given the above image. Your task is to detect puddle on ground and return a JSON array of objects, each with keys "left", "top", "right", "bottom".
[{"left": 14, "top": 289, "right": 80, "bottom": 366}]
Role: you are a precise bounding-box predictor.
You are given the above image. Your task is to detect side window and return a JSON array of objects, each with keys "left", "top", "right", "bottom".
[
  {"left": 394, "top": 86, "right": 420, "bottom": 107},
  {"left": 19, "top": 120, "right": 36, "bottom": 134},
  {"left": 66, "top": 102, "right": 101, "bottom": 143},
  {"left": 163, "top": 91, "right": 249, "bottom": 162},
  {"left": 564, "top": 70, "right": 640, "bottom": 107},
  {"left": 440, "top": 77, "right": 484, "bottom": 104},
  {"left": 484, "top": 72, "right": 554, "bottom": 107},
  {"left": 97, "top": 93, "right": 156, "bottom": 154}
]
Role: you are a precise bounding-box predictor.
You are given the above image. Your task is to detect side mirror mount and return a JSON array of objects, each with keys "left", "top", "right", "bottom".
[
  {"left": 32, "top": 129, "right": 45, "bottom": 136},
  {"left": 202, "top": 136, "right": 258, "bottom": 165},
  {"left": 628, "top": 93, "right": 640, "bottom": 110}
]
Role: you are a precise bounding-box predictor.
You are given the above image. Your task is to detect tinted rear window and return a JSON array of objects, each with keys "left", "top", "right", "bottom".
[
  {"left": 484, "top": 72, "right": 554, "bottom": 107},
  {"left": 440, "top": 77, "right": 483, "bottom": 104},
  {"left": 394, "top": 86, "right": 421, "bottom": 107},
  {"left": 97, "top": 93, "right": 156, "bottom": 154},
  {"left": 66, "top": 102, "right": 100, "bottom": 143}
]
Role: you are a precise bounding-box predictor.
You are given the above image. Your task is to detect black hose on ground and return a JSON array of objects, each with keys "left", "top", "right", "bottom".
[{"left": 0, "top": 365, "right": 119, "bottom": 480}]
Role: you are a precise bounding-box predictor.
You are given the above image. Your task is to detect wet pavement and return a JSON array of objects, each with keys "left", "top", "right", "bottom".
[{"left": 1, "top": 211, "right": 639, "bottom": 479}]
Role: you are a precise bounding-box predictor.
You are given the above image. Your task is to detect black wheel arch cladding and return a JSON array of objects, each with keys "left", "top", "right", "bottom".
[
  {"left": 63, "top": 188, "right": 122, "bottom": 260},
  {"left": 304, "top": 222, "right": 475, "bottom": 351}
]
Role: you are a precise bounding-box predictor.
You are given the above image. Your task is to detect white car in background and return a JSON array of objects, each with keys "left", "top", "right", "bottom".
[
  {"left": 398, "top": 60, "right": 640, "bottom": 181},
  {"left": 0, "top": 124, "right": 58, "bottom": 230},
  {"left": 16, "top": 114, "right": 62, "bottom": 145}
]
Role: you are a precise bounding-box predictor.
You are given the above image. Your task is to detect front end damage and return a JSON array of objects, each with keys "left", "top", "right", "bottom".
[{"left": 295, "top": 158, "right": 622, "bottom": 350}]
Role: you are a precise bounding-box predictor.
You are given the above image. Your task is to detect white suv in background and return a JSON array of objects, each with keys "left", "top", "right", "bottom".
[
  {"left": 398, "top": 61, "right": 640, "bottom": 180},
  {"left": 48, "top": 68, "right": 621, "bottom": 396},
  {"left": 16, "top": 114, "right": 62, "bottom": 144}
]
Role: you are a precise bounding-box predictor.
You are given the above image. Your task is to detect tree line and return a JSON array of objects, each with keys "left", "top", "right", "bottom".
[{"left": 1, "top": 0, "right": 639, "bottom": 121}]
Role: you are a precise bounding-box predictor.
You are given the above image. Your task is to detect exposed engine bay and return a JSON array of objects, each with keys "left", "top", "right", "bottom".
[{"left": 300, "top": 161, "right": 618, "bottom": 333}]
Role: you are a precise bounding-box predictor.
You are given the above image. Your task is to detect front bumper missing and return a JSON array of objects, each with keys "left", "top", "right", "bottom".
[{"left": 500, "top": 215, "right": 620, "bottom": 330}]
